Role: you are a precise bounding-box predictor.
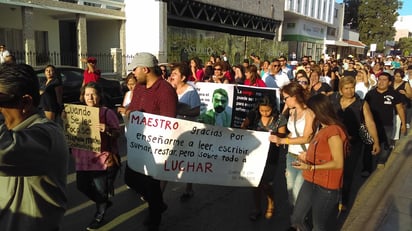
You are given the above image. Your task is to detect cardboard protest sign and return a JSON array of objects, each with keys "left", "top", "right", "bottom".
[
  {"left": 62, "top": 104, "right": 101, "bottom": 152},
  {"left": 126, "top": 111, "right": 271, "bottom": 187}
]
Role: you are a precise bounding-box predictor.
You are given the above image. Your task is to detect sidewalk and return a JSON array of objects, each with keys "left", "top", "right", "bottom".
[{"left": 342, "top": 131, "right": 412, "bottom": 231}]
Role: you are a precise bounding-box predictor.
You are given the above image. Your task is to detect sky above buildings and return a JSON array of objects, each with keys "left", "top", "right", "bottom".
[
  {"left": 398, "top": 0, "right": 412, "bottom": 16},
  {"left": 336, "top": 0, "right": 412, "bottom": 16}
]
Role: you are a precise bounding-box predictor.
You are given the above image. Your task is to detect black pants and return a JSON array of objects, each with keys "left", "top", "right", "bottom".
[
  {"left": 124, "top": 165, "right": 164, "bottom": 226},
  {"left": 76, "top": 170, "right": 111, "bottom": 203},
  {"left": 342, "top": 140, "right": 363, "bottom": 205}
]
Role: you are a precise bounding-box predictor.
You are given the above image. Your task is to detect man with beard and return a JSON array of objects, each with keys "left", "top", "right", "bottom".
[
  {"left": 198, "top": 88, "right": 232, "bottom": 127},
  {"left": 124, "top": 52, "right": 178, "bottom": 231}
]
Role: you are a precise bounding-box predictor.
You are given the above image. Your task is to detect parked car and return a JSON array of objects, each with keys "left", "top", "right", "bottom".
[{"left": 34, "top": 66, "right": 123, "bottom": 108}]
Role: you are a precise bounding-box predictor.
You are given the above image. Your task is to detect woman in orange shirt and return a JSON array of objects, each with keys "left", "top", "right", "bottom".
[{"left": 289, "top": 94, "right": 348, "bottom": 231}]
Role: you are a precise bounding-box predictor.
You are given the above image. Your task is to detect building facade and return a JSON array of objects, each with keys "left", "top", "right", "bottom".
[
  {"left": 283, "top": 0, "right": 365, "bottom": 61},
  {"left": 0, "top": 0, "right": 126, "bottom": 72},
  {"left": 1, "top": 0, "right": 368, "bottom": 75},
  {"left": 394, "top": 15, "right": 412, "bottom": 41},
  {"left": 125, "top": 0, "right": 288, "bottom": 66}
]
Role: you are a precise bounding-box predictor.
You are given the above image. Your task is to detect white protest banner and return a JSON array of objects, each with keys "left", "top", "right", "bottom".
[
  {"left": 62, "top": 104, "right": 101, "bottom": 152},
  {"left": 126, "top": 111, "right": 271, "bottom": 187}
]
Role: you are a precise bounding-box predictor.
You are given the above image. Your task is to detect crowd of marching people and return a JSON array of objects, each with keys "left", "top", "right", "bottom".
[
  {"left": 1, "top": 50, "right": 411, "bottom": 231},
  {"left": 149, "top": 52, "right": 412, "bottom": 230}
]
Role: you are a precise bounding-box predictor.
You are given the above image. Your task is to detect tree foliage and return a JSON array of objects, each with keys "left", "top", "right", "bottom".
[
  {"left": 343, "top": 0, "right": 403, "bottom": 51},
  {"left": 343, "top": 0, "right": 361, "bottom": 29},
  {"left": 397, "top": 37, "right": 412, "bottom": 57},
  {"left": 358, "top": 0, "right": 402, "bottom": 51}
]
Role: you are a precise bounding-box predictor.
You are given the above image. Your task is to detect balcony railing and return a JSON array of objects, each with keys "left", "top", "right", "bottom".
[
  {"left": 59, "top": 0, "right": 125, "bottom": 11},
  {"left": 10, "top": 51, "right": 127, "bottom": 73}
]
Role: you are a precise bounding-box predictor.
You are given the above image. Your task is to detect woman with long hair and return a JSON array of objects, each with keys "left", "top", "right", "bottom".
[
  {"left": 39, "top": 64, "right": 63, "bottom": 121},
  {"left": 320, "top": 62, "right": 334, "bottom": 86},
  {"left": 241, "top": 95, "right": 286, "bottom": 221},
  {"left": 211, "top": 62, "right": 230, "bottom": 84},
  {"left": 290, "top": 94, "right": 348, "bottom": 231},
  {"left": 354, "top": 69, "right": 372, "bottom": 99},
  {"left": 189, "top": 57, "right": 204, "bottom": 82},
  {"left": 244, "top": 65, "right": 266, "bottom": 87},
  {"left": 117, "top": 72, "right": 137, "bottom": 117},
  {"left": 269, "top": 82, "right": 315, "bottom": 206},
  {"left": 295, "top": 70, "right": 311, "bottom": 94},
  {"left": 310, "top": 65, "right": 333, "bottom": 96},
  {"left": 233, "top": 64, "right": 246, "bottom": 84},
  {"left": 392, "top": 68, "right": 412, "bottom": 141}
]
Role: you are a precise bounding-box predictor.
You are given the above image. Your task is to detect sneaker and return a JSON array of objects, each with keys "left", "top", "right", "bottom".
[
  {"left": 86, "top": 218, "right": 104, "bottom": 230},
  {"left": 180, "top": 190, "right": 194, "bottom": 202},
  {"left": 86, "top": 201, "right": 112, "bottom": 230},
  {"left": 361, "top": 170, "right": 370, "bottom": 177}
]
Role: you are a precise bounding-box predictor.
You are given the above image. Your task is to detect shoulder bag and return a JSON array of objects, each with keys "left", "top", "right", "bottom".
[{"left": 358, "top": 101, "right": 374, "bottom": 145}]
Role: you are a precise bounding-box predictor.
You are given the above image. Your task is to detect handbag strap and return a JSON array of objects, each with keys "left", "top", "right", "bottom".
[
  {"left": 100, "top": 107, "right": 112, "bottom": 152},
  {"left": 293, "top": 108, "right": 307, "bottom": 152}
]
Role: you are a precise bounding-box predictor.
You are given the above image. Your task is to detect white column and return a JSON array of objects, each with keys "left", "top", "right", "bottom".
[
  {"left": 125, "top": 0, "right": 167, "bottom": 62},
  {"left": 22, "top": 7, "right": 35, "bottom": 65},
  {"left": 77, "top": 14, "right": 87, "bottom": 69}
]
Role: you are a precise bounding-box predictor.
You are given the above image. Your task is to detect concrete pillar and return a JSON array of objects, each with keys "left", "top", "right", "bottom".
[
  {"left": 77, "top": 14, "right": 87, "bottom": 68},
  {"left": 111, "top": 48, "right": 122, "bottom": 75},
  {"left": 119, "top": 20, "right": 127, "bottom": 77},
  {"left": 158, "top": 1, "right": 167, "bottom": 63},
  {"left": 22, "top": 7, "right": 35, "bottom": 65}
]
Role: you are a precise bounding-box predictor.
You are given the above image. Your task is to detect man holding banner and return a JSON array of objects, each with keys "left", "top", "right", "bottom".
[{"left": 124, "top": 52, "right": 178, "bottom": 231}]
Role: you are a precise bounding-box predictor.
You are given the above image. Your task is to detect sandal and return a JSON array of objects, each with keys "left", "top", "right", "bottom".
[
  {"left": 180, "top": 190, "right": 194, "bottom": 202},
  {"left": 249, "top": 210, "right": 261, "bottom": 221}
]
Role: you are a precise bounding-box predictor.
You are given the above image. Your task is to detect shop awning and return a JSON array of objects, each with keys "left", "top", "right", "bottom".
[
  {"left": 343, "top": 39, "right": 367, "bottom": 48},
  {"left": 325, "top": 40, "right": 348, "bottom": 47}
]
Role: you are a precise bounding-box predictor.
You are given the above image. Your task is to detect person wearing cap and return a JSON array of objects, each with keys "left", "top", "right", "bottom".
[
  {"left": 0, "top": 44, "right": 10, "bottom": 64},
  {"left": 0, "top": 63, "right": 69, "bottom": 230},
  {"left": 124, "top": 52, "right": 177, "bottom": 231},
  {"left": 81, "top": 56, "right": 101, "bottom": 87}
]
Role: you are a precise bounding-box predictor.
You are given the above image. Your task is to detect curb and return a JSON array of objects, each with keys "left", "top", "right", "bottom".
[{"left": 341, "top": 130, "right": 412, "bottom": 231}]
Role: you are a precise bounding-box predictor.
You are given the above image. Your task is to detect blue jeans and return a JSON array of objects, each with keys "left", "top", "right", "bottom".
[
  {"left": 291, "top": 180, "right": 339, "bottom": 231},
  {"left": 286, "top": 153, "right": 304, "bottom": 205}
]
